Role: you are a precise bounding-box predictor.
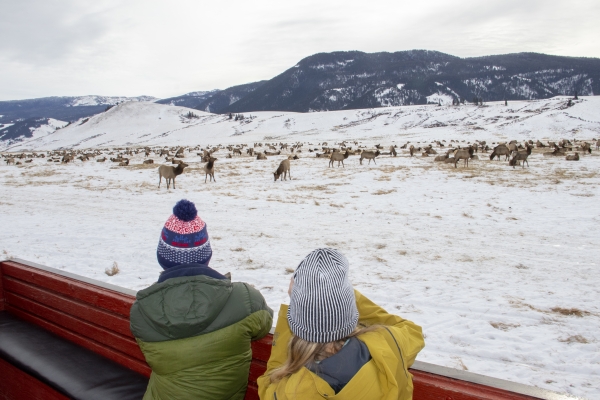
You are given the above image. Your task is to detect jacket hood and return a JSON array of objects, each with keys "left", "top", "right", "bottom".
[{"left": 134, "top": 274, "right": 233, "bottom": 340}]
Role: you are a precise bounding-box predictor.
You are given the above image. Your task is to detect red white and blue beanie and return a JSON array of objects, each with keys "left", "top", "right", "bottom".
[
  {"left": 156, "top": 199, "right": 212, "bottom": 269},
  {"left": 287, "top": 248, "right": 359, "bottom": 343}
]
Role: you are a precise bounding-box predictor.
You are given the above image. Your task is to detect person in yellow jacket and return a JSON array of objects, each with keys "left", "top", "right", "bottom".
[{"left": 257, "top": 248, "right": 425, "bottom": 400}]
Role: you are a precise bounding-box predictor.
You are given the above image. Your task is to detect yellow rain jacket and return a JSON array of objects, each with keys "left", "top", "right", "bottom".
[{"left": 257, "top": 290, "right": 425, "bottom": 400}]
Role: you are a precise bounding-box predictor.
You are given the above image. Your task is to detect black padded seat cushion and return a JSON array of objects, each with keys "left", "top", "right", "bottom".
[{"left": 0, "top": 311, "right": 148, "bottom": 400}]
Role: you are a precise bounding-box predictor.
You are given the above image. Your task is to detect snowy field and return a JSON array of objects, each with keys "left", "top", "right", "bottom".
[{"left": 1, "top": 97, "right": 599, "bottom": 398}]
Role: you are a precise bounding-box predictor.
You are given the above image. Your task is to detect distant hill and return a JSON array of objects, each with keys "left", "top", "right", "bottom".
[
  {"left": 155, "top": 90, "right": 219, "bottom": 108},
  {"left": 222, "top": 51, "right": 599, "bottom": 113},
  {"left": 194, "top": 81, "right": 267, "bottom": 113}
]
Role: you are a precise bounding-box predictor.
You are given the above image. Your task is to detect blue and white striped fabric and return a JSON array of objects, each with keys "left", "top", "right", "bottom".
[{"left": 288, "top": 248, "right": 359, "bottom": 343}]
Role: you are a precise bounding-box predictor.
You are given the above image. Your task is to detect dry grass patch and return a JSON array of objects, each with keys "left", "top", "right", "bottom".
[
  {"left": 372, "top": 189, "right": 396, "bottom": 195},
  {"left": 559, "top": 335, "right": 590, "bottom": 344},
  {"left": 105, "top": 262, "right": 119, "bottom": 276},
  {"left": 128, "top": 163, "right": 159, "bottom": 170},
  {"left": 375, "top": 243, "right": 387, "bottom": 249},
  {"left": 231, "top": 247, "right": 245, "bottom": 252},
  {"left": 329, "top": 203, "right": 344, "bottom": 208},
  {"left": 23, "top": 169, "right": 60, "bottom": 178},
  {"left": 550, "top": 307, "right": 591, "bottom": 317},
  {"left": 285, "top": 267, "right": 295, "bottom": 274},
  {"left": 490, "top": 322, "right": 520, "bottom": 331}
]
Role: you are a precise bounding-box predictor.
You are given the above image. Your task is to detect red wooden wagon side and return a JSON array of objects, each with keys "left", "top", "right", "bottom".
[{"left": 0, "top": 259, "right": 578, "bottom": 400}]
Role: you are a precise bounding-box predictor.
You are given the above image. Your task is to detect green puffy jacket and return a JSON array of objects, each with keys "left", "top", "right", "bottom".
[{"left": 130, "top": 273, "right": 273, "bottom": 400}]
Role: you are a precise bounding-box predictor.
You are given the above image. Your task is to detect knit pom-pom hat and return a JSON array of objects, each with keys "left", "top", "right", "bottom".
[
  {"left": 287, "top": 248, "right": 359, "bottom": 343},
  {"left": 156, "top": 199, "right": 212, "bottom": 269}
]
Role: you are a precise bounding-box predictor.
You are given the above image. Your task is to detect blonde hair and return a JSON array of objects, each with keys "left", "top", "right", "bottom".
[{"left": 269, "top": 324, "right": 380, "bottom": 383}]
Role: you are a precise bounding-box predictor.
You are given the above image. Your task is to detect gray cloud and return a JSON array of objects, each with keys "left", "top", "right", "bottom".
[
  {"left": 0, "top": 0, "right": 598, "bottom": 100},
  {"left": 0, "top": 0, "right": 116, "bottom": 65}
]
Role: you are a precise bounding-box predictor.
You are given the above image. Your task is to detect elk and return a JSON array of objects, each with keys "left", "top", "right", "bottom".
[
  {"left": 329, "top": 150, "right": 350, "bottom": 168},
  {"left": 274, "top": 159, "right": 291, "bottom": 181},
  {"left": 434, "top": 154, "right": 449, "bottom": 162},
  {"left": 565, "top": 153, "right": 580, "bottom": 161},
  {"left": 158, "top": 162, "right": 188, "bottom": 189},
  {"left": 579, "top": 142, "right": 592, "bottom": 154},
  {"left": 454, "top": 146, "right": 474, "bottom": 168},
  {"left": 596, "top": 140, "right": 600, "bottom": 151},
  {"left": 508, "top": 144, "right": 532, "bottom": 168},
  {"left": 143, "top": 159, "right": 154, "bottom": 164},
  {"left": 360, "top": 150, "right": 380, "bottom": 165},
  {"left": 536, "top": 140, "right": 547, "bottom": 148},
  {"left": 204, "top": 157, "right": 217, "bottom": 183},
  {"left": 118, "top": 160, "right": 129, "bottom": 166},
  {"left": 256, "top": 153, "right": 267, "bottom": 160},
  {"left": 490, "top": 144, "right": 511, "bottom": 161},
  {"left": 233, "top": 148, "right": 242, "bottom": 156},
  {"left": 389, "top": 146, "right": 397, "bottom": 157}
]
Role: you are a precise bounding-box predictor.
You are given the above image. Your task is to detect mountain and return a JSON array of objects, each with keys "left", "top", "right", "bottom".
[
  {"left": 0, "top": 96, "right": 157, "bottom": 123},
  {"left": 221, "top": 51, "right": 599, "bottom": 113},
  {"left": 155, "top": 90, "right": 219, "bottom": 108},
  {"left": 193, "top": 81, "right": 267, "bottom": 113},
  {"left": 0, "top": 95, "right": 157, "bottom": 144}
]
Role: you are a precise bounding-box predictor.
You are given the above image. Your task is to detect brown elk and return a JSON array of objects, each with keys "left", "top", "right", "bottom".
[
  {"left": 454, "top": 146, "right": 474, "bottom": 168},
  {"left": 596, "top": 140, "right": 600, "bottom": 151},
  {"left": 508, "top": 144, "right": 532, "bottom": 168},
  {"left": 490, "top": 144, "right": 511, "bottom": 161},
  {"left": 434, "top": 154, "right": 449, "bottom": 162},
  {"left": 329, "top": 150, "right": 350, "bottom": 168},
  {"left": 233, "top": 148, "right": 242, "bottom": 156},
  {"left": 256, "top": 153, "right": 267, "bottom": 160},
  {"left": 118, "top": 160, "right": 129, "bottom": 166},
  {"left": 143, "top": 159, "right": 154, "bottom": 164},
  {"left": 274, "top": 159, "right": 291, "bottom": 181},
  {"left": 204, "top": 157, "right": 217, "bottom": 183},
  {"left": 360, "top": 150, "right": 380, "bottom": 165},
  {"left": 579, "top": 142, "right": 592, "bottom": 154},
  {"left": 389, "top": 146, "right": 397, "bottom": 157},
  {"left": 565, "top": 153, "right": 580, "bottom": 161},
  {"left": 158, "top": 162, "right": 189, "bottom": 189}
]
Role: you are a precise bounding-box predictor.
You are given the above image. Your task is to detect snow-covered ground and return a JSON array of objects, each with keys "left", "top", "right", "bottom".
[{"left": 1, "top": 98, "right": 599, "bottom": 398}]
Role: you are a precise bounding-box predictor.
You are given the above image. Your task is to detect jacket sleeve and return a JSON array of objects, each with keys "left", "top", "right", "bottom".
[
  {"left": 246, "top": 283, "right": 274, "bottom": 340},
  {"left": 257, "top": 305, "right": 291, "bottom": 399},
  {"left": 355, "top": 290, "right": 425, "bottom": 367}
]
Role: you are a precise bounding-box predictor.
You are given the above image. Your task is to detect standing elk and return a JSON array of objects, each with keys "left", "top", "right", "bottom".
[
  {"left": 490, "top": 144, "right": 511, "bottom": 161},
  {"left": 329, "top": 150, "right": 350, "bottom": 168},
  {"left": 509, "top": 144, "right": 532, "bottom": 168},
  {"left": 204, "top": 157, "right": 217, "bottom": 183},
  {"left": 454, "top": 146, "right": 474, "bottom": 168},
  {"left": 158, "top": 161, "right": 189, "bottom": 189},
  {"left": 274, "top": 159, "right": 291, "bottom": 181},
  {"left": 360, "top": 150, "right": 380, "bottom": 165}
]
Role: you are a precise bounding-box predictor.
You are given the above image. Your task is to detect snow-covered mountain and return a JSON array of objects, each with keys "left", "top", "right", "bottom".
[
  {"left": 155, "top": 90, "right": 219, "bottom": 108},
  {"left": 223, "top": 51, "right": 599, "bottom": 113},
  {"left": 3, "top": 95, "right": 598, "bottom": 151}
]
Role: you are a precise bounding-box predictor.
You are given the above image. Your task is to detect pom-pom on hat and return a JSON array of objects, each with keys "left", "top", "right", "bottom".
[
  {"left": 156, "top": 199, "right": 212, "bottom": 269},
  {"left": 287, "top": 248, "right": 358, "bottom": 343}
]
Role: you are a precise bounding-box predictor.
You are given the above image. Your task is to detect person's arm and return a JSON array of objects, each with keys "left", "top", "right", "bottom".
[
  {"left": 257, "top": 305, "right": 291, "bottom": 398},
  {"left": 245, "top": 283, "right": 274, "bottom": 340},
  {"left": 355, "top": 289, "right": 425, "bottom": 367}
]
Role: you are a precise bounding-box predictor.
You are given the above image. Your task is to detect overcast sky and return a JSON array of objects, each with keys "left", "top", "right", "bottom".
[{"left": 1, "top": 0, "right": 598, "bottom": 101}]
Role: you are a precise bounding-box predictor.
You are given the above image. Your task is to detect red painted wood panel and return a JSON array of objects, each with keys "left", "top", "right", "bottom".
[
  {"left": 0, "top": 264, "right": 5, "bottom": 311},
  {"left": 4, "top": 277, "right": 133, "bottom": 338},
  {"left": 0, "top": 357, "right": 69, "bottom": 400},
  {"left": 251, "top": 336, "right": 273, "bottom": 362},
  {"left": 1, "top": 262, "right": 134, "bottom": 316},
  {"left": 248, "top": 359, "right": 267, "bottom": 383},
  {"left": 411, "top": 370, "right": 538, "bottom": 400},
  {"left": 244, "top": 382, "right": 259, "bottom": 400},
  {"left": 5, "top": 292, "right": 144, "bottom": 361},
  {"left": 6, "top": 305, "right": 151, "bottom": 378}
]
